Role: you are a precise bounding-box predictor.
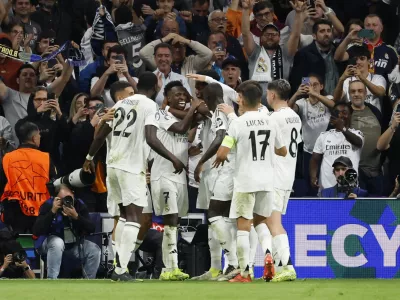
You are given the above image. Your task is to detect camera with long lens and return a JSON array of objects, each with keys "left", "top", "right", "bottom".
[
  {"left": 47, "top": 168, "right": 96, "bottom": 196},
  {"left": 60, "top": 195, "right": 74, "bottom": 208},
  {"left": 337, "top": 168, "right": 358, "bottom": 197}
]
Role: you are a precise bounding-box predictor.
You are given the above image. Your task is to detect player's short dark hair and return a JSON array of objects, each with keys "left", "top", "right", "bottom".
[
  {"left": 107, "top": 45, "right": 128, "bottom": 60},
  {"left": 114, "top": 5, "right": 132, "bottom": 26},
  {"left": 154, "top": 43, "right": 173, "bottom": 56},
  {"left": 253, "top": 0, "right": 274, "bottom": 14},
  {"left": 237, "top": 81, "right": 263, "bottom": 107},
  {"left": 312, "top": 19, "right": 333, "bottom": 34},
  {"left": 137, "top": 72, "right": 158, "bottom": 91},
  {"left": 202, "top": 83, "right": 224, "bottom": 105},
  {"left": 15, "top": 119, "right": 39, "bottom": 144},
  {"left": 17, "top": 64, "right": 36, "bottom": 78},
  {"left": 110, "top": 81, "right": 133, "bottom": 103},
  {"left": 267, "top": 79, "right": 291, "bottom": 101},
  {"left": 164, "top": 81, "right": 183, "bottom": 97}
]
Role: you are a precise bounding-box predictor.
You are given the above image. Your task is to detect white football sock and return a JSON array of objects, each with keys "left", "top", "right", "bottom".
[
  {"left": 115, "top": 221, "right": 140, "bottom": 275},
  {"left": 255, "top": 223, "right": 272, "bottom": 255},
  {"left": 163, "top": 226, "right": 178, "bottom": 270},
  {"left": 209, "top": 216, "right": 238, "bottom": 268},
  {"left": 224, "top": 217, "right": 237, "bottom": 263},
  {"left": 114, "top": 217, "right": 125, "bottom": 267},
  {"left": 134, "top": 239, "right": 143, "bottom": 252},
  {"left": 272, "top": 234, "right": 293, "bottom": 272},
  {"left": 208, "top": 227, "right": 222, "bottom": 270},
  {"left": 249, "top": 225, "right": 258, "bottom": 267},
  {"left": 111, "top": 240, "right": 116, "bottom": 258},
  {"left": 237, "top": 230, "right": 250, "bottom": 277}
]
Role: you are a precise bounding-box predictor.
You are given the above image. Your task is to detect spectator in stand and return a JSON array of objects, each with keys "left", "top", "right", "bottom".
[
  {"left": 30, "top": 0, "right": 72, "bottom": 45},
  {"left": 310, "top": 102, "right": 364, "bottom": 191},
  {"left": 4, "top": 0, "right": 41, "bottom": 51},
  {"left": 68, "top": 93, "right": 89, "bottom": 125},
  {"left": 33, "top": 184, "right": 101, "bottom": 279},
  {"left": 179, "top": 0, "right": 209, "bottom": 42},
  {"left": 285, "top": 0, "right": 344, "bottom": 37},
  {"left": 334, "top": 14, "right": 398, "bottom": 80},
  {"left": 90, "top": 45, "right": 137, "bottom": 107},
  {"left": 4, "top": 22, "right": 32, "bottom": 53},
  {"left": 290, "top": 19, "right": 343, "bottom": 96},
  {"left": 114, "top": 4, "right": 146, "bottom": 77},
  {"left": 347, "top": 80, "right": 383, "bottom": 196},
  {"left": 339, "top": 19, "right": 363, "bottom": 49},
  {"left": 288, "top": 74, "right": 335, "bottom": 196},
  {"left": 152, "top": 43, "right": 192, "bottom": 106},
  {"left": 207, "top": 31, "right": 232, "bottom": 82},
  {"left": 139, "top": 32, "right": 212, "bottom": 95},
  {"left": 34, "top": 29, "right": 56, "bottom": 55},
  {"left": 0, "top": 36, "right": 23, "bottom": 91},
  {"left": 333, "top": 46, "right": 387, "bottom": 112},
  {"left": 320, "top": 156, "right": 368, "bottom": 198},
  {"left": 144, "top": 0, "right": 187, "bottom": 41},
  {"left": 0, "top": 120, "right": 57, "bottom": 233},
  {"left": 243, "top": 0, "right": 304, "bottom": 102},
  {"left": 25, "top": 86, "right": 69, "bottom": 171},
  {"left": 221, "top": 58, "right": 241, "bottom": 91},
  {"left": 79, "top": 39, "right": 119, "bottom": 94},
  {"left": 377, "top": 99, "right": 400, "bottom": 195}
]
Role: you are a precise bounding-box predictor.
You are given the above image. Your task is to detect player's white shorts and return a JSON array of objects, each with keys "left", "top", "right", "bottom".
[
  {"left": 151, "top": 177, "right": 188, "bottom": 217},
  {"left": 106, "top": 167, "right": 147, "bottom": 210},
  {"left": 196, "top": 166, "right": 233, "bottom": 210},
  {"left": 229, "top": 191, "right": 274, "bottom": 220},
  {"left": 272, "top": 188, "right": 290, "bottom": 215},
  {"left": 142, "top": 185, "right": 153, "bottom": 214}
]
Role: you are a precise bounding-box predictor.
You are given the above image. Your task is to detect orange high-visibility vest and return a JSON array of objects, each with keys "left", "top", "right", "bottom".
[{"left": 1, "top": 148, "right": 50, "bottom": 216}]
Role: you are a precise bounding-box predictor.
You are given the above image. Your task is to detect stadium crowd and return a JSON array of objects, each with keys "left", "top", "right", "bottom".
[{"left": 0, "top": 0, "right": 400, "bottom": 280}]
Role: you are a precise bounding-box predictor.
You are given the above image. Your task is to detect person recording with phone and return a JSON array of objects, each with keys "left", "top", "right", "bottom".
[
  {"left": 90, "top": 45, "right": 137, "bottom": 107},
  {"left": 25, "top": 86, "right": 69, "bottom": 172},
  {"left": 320, "top": 156, "right": 368, "bottom": 198},
  {"left": 33, "top": 184, "right": 100, "bottom": 279}
]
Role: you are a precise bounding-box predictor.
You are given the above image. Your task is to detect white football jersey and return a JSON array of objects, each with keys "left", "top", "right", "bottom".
[
  {"left": 200, "top": 109, "right": 229, "bottom": 170},
  {"left": 313, "top": 129, "right": 364, "bottom": 189},
  {"left": 227, "top": 111, "right": 284, "bottom": 193},
  {"left": 146, "top": 110, "right": 189, "bottom": 184},
  {"left": 270, "top": 107, "right": 302, "bottom": 191},
  {"left": 106, "top": 94, "right": 157, "bottom": 174}
]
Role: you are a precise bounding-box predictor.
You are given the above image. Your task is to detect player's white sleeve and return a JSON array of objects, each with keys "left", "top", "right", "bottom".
[
  {"left": 158, "top": 110, "right": 180, "bottom": 131},
  {"left": 313, "top": 132, "right": 325, "bottom": 154},
  {"left": 223, "top": 119, "right": 238, "bottom": 149},
  {"left": 215, "top": 110, "right": 229, "bottom": 132},
  {"left": 205, "top": 76, "right": 238, "bottom": 104},
  {"left": 274, "top": 122, "right": 285, "bottom": 149},
  {"left": 145, "top": 111, "right": 159, "bottom": 128}
]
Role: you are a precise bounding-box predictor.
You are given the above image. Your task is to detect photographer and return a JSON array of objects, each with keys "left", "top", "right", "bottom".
[
  {"left": 321, "top": 156, "right": 368, "bottom": 198},
  {"left": 32, "top": 185, "right": 100, "bottom": 279}
]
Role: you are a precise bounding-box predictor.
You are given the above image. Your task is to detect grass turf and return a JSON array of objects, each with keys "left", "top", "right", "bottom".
[{"left": 0, "top": 279, "right": 398, "bottom": 300}]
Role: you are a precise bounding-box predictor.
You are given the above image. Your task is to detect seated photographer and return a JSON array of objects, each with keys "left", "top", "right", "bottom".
[
  {"left": 0, "top": 230, "right": 35, "bottom": 279},
  {"left": 32, "top": 185, "right": 101, "bottom": 279},
  {"left": 321, "top": 156, "right": 368, "bottom": 198}
]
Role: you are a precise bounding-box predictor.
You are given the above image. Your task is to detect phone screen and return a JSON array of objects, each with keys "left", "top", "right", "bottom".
[
  {"left": 47, "top": 93, "right": 55, "bottom": 100},
  {"left": 396, "top": 105, "right": 400, "bottom": 114},
  {"left": 357, "top": 29, "right": 375, "bottom": 39},
  {"left": 47, "top": 59, "right": 58, "bottom": 69},
  {"left": 115, "top": 55, "right": 124, "bottom": 63},
  {"left": 216, "top": 42, "right": 225, "bottom": 52},
  {"left": 302, "top": 77, "right": 310, "bottom": 85}
]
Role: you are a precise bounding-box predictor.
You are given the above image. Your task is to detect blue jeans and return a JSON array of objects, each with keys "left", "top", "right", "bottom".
[{"left": 40, "top": 235, "right": 101, "bottom": 279}]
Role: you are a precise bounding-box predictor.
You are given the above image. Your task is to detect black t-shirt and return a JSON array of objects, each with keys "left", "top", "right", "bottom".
[{"left": 0, "top": 264, "right": 24, "bottom": 279}]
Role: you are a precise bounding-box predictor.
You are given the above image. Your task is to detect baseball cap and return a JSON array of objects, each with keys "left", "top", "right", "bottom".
[
  {"left": 262, "top": 23, "right": 280, "bottom": 33},
  {"left": 222, "top": 57, "right": 240, "bottom": 70},
  {"left": 332, "top": 156, "right": 353, "bottom": 168}
]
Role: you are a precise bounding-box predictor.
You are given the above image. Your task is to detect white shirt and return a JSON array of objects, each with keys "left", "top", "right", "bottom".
[
  {"left": 270, "top": 107, "right": 302, "bottom": 191},
  {"left": 106, "top": 94, "right": 158, "bottom": 174},
  {"left": 227, "top": 111, "right": 284, "bottom": 192},
  {"left": 296, "top": 97, "right": 332, "bottom": 153},
  {"left": 153, "top": 69, "right": 192, "bottom": 107},
  {"left": 204, "top": 76, "right": 238, "bottom": 107},
  {"left": 146, "top": 110, "right": 189, "bottom": 184},
  {"left": 342, "top": 74, "right": 387, "bottom": 112},
  {"left": 313, "top": 129, "right": 364, "bottom": 189},
  {"left": 188, "top": 124, "right": 203, "bottom": 188},
  {"left": 200, "top": 109, "right": 229, "bottom": 170}
]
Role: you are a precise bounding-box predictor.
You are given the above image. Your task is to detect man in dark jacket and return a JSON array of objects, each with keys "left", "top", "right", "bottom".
[
  {"left": 290, "top": 19, "right": 344, "bottom": 95},
  {"left": 33, "top": 184, "right": 100, "bottom": 279}
]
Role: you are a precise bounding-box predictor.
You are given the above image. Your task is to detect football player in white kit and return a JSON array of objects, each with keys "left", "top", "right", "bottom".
[
  {"left": 191, "top": 83, "right": 240, "bottom": 281},
  {"left": 83, "top": 72, "right": 185, "bottom": 282},
  {"left": 146, "top": 84, "right": 202, "bottom": 281},
  {"left": 213, "top": 81, "right": 287, "bottom": 282},
  {"left": 265, "top": 79, "right": 302, "bottom": 282}
]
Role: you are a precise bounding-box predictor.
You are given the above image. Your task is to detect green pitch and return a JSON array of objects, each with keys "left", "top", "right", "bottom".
[{"left": 1, "top": 279, "right": 398, "bottom": 300}]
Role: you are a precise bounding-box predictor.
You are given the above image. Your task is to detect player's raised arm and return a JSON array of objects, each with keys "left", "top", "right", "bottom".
[{"left": 167, "top": 99, "right": 202, "bottom": 134}]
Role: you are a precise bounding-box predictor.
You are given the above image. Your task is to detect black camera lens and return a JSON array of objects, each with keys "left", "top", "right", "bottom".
[
  {"left": 12, "top": 250, "right": 27, "bottom": 263},
  {"left": 62, "top": 196, "right": 74, "bottom": 208}
]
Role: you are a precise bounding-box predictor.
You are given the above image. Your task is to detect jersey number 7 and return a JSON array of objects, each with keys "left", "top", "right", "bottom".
[{"left": 249, "top": 130, "right": 270, "bottom": 161}]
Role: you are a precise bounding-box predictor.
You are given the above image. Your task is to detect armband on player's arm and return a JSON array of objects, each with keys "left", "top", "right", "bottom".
[{"left": 221, "top": 135, "right": 235, "bottom": 149}]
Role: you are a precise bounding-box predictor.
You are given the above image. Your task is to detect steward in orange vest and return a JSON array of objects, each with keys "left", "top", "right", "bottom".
[{"left": 0, "top": 120, "right": 57, "bottom": 233}]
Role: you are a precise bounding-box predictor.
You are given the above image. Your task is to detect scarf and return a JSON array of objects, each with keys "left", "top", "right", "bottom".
[
  {"left": 364, "top": 38, "right": 383, "bottom": 74},
  {"left": 251, "top": 46, "right": 283, "bottom": 82}
]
